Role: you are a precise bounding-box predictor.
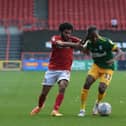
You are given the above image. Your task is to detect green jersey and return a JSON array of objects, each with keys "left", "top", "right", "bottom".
[{"left": 86, "top": 36, "right": 117, "bottom": 70}]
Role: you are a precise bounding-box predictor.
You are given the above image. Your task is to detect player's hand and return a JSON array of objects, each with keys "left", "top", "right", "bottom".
[
  {"left": 56, "top": 40, "right": 64, "bottom": 46},
  {"left": 81, "top": 40, "right": 89, "bottom": 48},
  {"left": 80, "top": 39, "right": 85, "bottom": 45}
]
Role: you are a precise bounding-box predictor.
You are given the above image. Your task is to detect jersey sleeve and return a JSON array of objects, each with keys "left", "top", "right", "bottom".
[
  {"left": 85, "top": 40, "right": 91, "bottom": 49},
  {"left": 107, "top": 39, "right": 117, "bottom": 51},
  {"left": 71, "top": 36, "right": 81, "bottom": 43}
]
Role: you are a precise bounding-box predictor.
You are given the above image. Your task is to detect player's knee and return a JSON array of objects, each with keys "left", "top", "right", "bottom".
[
  {"left": 59, "top": 80, "right": 68, "bottom": 88},
  {"left": 99, "top": 83, "right": 107, "bottom": 94},
  {"left": 59, "top": 80, "right": 68, "bottom": 93},
  {"left": 84, "top": 75, "right": 95, "bottom": 89},
  {"left": 84, "top": 82, "right": 90, "bottom": 89}
]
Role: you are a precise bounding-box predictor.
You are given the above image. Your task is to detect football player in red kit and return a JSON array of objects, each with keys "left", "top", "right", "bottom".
[{"left": 30, "top": 22, "right": 81, "bottom": 116}]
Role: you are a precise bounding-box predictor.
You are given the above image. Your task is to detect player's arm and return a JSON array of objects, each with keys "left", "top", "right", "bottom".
[
  {"left": 106, "top": 43, "right": 124, "bottom": 64},
  {"left": 112, "top": 46, "right": 124, "bottom": 60},
  {"left": 79, "top": 39, "right": 90, "bottom": 55},
  {"left": 56, "top": 40, "right": 90, "bottom": 54},
  {"left": 77, "top": 34, "right": 91, "bottom": 54},
  {"left": 55, "top": 40, "right": 82, "bottom": 49}
]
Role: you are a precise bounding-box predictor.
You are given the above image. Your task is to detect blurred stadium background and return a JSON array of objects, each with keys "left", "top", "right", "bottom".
[
  {"left": 0, "top": 1, "right": 126, "bottom": 126},
  {"left": 0, "top": 0, "right": 126, "bottom": 71}
]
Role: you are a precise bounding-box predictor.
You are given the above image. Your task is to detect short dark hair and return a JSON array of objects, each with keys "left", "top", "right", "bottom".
[
  {"left": 87, "top": 25, "right": 98, "bottom": 35},
  {"left": 59, "top": 22, "right": 73, "bottom": 32},
  {"left": 83, "top": 26, "right": 99, "bottom": 42}
]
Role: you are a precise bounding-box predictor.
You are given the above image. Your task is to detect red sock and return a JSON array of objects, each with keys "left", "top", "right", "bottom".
[
  {"left": 54, "top": 93, "right": 64, "bottom": 111},
  {"left": 38, "top": 94, "right": 46, "bottom": 108}
]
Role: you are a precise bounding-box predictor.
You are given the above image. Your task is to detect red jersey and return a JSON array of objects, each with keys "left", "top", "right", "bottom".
[{"left": 48, "top": 35, "right": 80, "bottom": 70}]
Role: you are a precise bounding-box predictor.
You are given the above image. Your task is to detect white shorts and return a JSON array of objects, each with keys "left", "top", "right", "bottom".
[{"left": 42, "top": 70, "right": 71, "bottom": 86}]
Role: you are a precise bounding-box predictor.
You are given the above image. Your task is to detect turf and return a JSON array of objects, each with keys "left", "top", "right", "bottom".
[{"left": 0, "top": 71, "right": 126, "bottom": 126}]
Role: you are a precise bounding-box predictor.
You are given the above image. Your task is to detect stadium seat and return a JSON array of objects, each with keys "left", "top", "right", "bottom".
[{"left": 48, "top": 0, "right": 126, "bottom": 30}]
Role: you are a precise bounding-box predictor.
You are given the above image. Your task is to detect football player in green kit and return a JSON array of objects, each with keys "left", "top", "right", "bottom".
[{"left": 78, "top": 26, "right": 123, "bottom": 117}]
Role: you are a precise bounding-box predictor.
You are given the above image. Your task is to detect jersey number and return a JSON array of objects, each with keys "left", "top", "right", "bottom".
[{"left": 104, "top": 73, "right": 111, "bottom": 80}]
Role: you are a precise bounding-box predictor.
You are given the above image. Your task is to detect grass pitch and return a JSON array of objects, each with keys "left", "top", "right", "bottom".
[{"left": 0, "top": 71, "right": 126, "bottom": 126}]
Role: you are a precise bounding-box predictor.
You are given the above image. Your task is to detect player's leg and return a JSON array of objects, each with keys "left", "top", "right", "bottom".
[
  {"left": 78, "top": 64, "right": 99, "bottom": 117},
  {"left": 51, "top": 70, "right": 70, "bottom": 116},
  {"left": 51, "top": 79, "right": 68, "bottom": 116},
  {"left": 93, "top": 69, "right": 114, "bottom": 115},
  {"left": 30, "top": 70, "right": 57, "bottom": 116},
  {"left": 92, "top": 82, "right": 107, "bottom": 115},
  {"left": 30, "top": 85, "right": 52, "bottom": 115},
  {"left": 39, "top": 85, "right": 52, "bottom": 108},
  {"left": 98, "top": 82, "right": 108, "bottom": 103},
  {"left": 78, "top": 75, "right": 95, "bottom": 116}
]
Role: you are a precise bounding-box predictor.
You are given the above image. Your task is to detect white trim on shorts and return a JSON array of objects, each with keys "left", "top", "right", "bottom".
[{"left": 42, "top": 70, "right": 71, "bottom": 86}]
